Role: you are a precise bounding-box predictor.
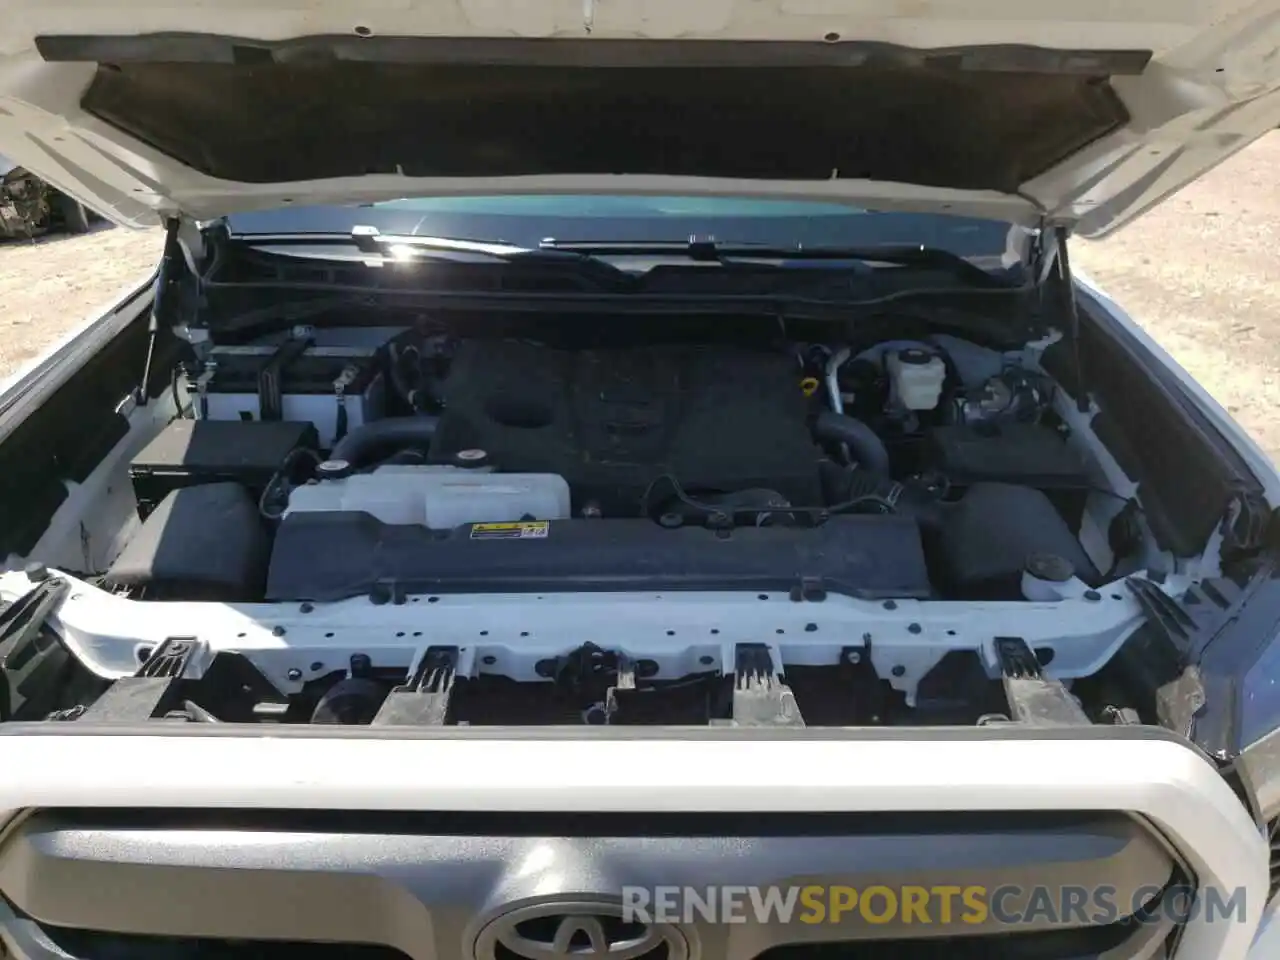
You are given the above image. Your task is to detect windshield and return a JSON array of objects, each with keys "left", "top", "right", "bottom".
[{"left": 224, "top": 195, "right": 1027, "bottom": 268}]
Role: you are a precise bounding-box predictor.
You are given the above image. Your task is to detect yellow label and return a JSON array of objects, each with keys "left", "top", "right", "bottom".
[{"left": 469, "top": 521, "right": 550, "bottom": 540}]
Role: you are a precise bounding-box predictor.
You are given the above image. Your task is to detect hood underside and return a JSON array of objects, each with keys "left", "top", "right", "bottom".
[{"left": 3, "top": 1, "right": 1280, "bottom": 236}]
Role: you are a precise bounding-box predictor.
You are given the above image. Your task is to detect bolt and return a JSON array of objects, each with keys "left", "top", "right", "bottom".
[
  {"left": 23, "top": 561, "right": 48, "bottom": 583},
  {"left": 309, "top": 661, "right": 324, "bottom": 672},
  {"left": 883, "top": 599, "right": 897, "bottom": 610},
  {"left": 1084, "top": 590, "right": 1102, "bottom": 602},
  {"left": 907, "top": 622, "right": 922, "bottom": 634},
  {"left": 271, "top": 625, "right": 286, "bottom": 637},
  {"left": 699, "top": 655, "right": 715, "bottom": 665},
  {"left": 299, "top": 602, "right": 314, "bottom": 613},
  {"left": 286, "top": 668, "right": 302, "bottom": 681},
  {"left": 845, "top": 650, "right": 862, "bottom": 665},
  {"left": 804, "top": 623, "right": 818, "bottom": 633},
  {"left": 892, "top": 665, "right": 906, "bottom": 677},
  {"left": 482, "top": 655, "right": 497, "bottom": 666}
]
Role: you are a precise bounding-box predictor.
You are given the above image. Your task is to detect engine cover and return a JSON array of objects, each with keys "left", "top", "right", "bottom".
[
  {"left": 429, "top": 340, "right": 825, "bottom": 515},
  {"left": 265, "top": 514, "right": 932, "bottom": 602}
]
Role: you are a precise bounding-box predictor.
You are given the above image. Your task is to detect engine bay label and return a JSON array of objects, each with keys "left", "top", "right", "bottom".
[{"left": 469, "top": 521, "right": 550, "bottom": 540}]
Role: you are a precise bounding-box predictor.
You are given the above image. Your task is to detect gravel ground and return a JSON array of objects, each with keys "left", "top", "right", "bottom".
[
  {"left": 0, "top": 221, "right": 161, "bottom": 379},
  {"left": 0, "top": 139, "right": 1276, "bottom": 461}
]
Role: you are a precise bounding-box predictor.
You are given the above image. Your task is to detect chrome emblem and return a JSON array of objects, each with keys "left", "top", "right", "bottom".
[{"left": 474, "top": 901, "right": 687, "bottom": 960}]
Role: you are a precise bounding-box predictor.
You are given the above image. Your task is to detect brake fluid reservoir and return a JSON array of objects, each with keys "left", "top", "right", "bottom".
[
  {"left": 284, "top": 465, "right": 572, "bottom": 528},
  {"left": 887, "top": 348, "right": 946, "bottom": 410}
]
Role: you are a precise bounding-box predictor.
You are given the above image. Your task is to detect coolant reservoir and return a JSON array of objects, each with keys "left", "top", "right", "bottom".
[
  {"left": 284, "top": 464, "right": 572, "bottom": 528},
  {"left": 886, "top": 348, "right": 946, "bottom": 411}
]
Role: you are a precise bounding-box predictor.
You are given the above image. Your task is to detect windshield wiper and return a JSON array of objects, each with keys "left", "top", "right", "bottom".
[
  {"left": 243, "top": 225, "right": 638, "bottom": 290},
  {"left": 348, "top": 226, "right": 643, "bottom": 282},
  {"left": 349, "top": 225, "right": 543, "bottom": 261},
  {"left": 538, "top": 237, "right": 1013, "bottom": 287}
]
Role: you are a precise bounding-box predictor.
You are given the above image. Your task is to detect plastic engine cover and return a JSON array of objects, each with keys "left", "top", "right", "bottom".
[
  {"left": 265, "top": 514, "right": 932, "bottom": 602},
  {"left": 284, "top": 466, "right": 571, "bottom": 528}
]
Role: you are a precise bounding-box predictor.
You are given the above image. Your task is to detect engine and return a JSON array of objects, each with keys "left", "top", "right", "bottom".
[
  {"left": 113, "top": 326, "right": 1113, "bottom": 606},
  {"left": 425, "top": 339, "right": 827, "bottom": 517}
]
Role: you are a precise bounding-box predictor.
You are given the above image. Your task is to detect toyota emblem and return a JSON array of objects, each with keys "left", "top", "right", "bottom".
[{"left": 473, "top": 901, "right": 687, "bottom": 960}]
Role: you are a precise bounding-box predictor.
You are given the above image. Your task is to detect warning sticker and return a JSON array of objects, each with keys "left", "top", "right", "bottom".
[{"left": 470, "top": 521, "right": 550, "bottom": 540}]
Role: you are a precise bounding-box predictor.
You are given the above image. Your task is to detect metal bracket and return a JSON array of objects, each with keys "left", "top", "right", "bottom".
[
  {"left": 372, "top": 646, "right": 460, "bottom": 726},
  {"left": 724, "top": 643, "right": 805, "bottom": 727},
  {"left": 603, "top": 652, "right": 637, "bottom": 724},
  {"left": 79, "top": 636, "right": 199, "bottom": 722},
  {"left": 191, "top": 359, "right": 217, "bottom": 419},
  {"left": 0, "top": 576, "right": 70, "bottom": 722},
  {"left": 840, "top": 639, "right": 884, "bottom": 724},
  {"left": 996, "top": 637, "right": 1091, "bottom": 727}
]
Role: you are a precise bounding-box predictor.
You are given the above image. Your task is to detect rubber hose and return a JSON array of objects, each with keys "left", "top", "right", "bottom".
[
  {"left": 813, "top": 410, "right": 891, "bottom": 476},
  {"left": 328, "top": 415, "right": 440, "bottom": 467}
]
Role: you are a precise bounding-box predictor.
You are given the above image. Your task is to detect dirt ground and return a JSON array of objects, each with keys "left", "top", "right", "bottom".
[
  {"left": 0, "top": 221, "right": 161, "bottom": 379},
  {"left": 0, "top": 138, "right": 1277, "bottom": 460}
]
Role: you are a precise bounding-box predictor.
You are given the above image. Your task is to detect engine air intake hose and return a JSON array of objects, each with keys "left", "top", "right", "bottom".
[
  {"left": 327, "top": 415, "right": 440, "bottom": 468},
  {"left": 813, "top": 410, "right": 891, "bottom": 476}
]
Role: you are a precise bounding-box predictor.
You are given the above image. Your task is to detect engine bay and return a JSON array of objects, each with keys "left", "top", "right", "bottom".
[
  {"left": 0, "top": 310, "right": 1181, "bottom": 730},
  {"left": 115, "top": 323, "right": 1114, "bottom": 606}
]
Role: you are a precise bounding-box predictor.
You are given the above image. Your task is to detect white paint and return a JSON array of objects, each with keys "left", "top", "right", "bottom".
[
  {"left": 0, "top": 0, "right": 1275, "bottom": 233},
  {"left": 0, "top": 562, "right": 1179, "bottom": 704}
]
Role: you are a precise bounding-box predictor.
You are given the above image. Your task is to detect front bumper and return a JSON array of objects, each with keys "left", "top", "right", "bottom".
[{"left": 0, "top": 725, "right": 1268, "bottom": 960}]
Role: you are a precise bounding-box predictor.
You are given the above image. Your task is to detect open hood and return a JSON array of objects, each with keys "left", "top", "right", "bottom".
[{"left": 1, "top": 0, "right": 1280, "bottom": 237}]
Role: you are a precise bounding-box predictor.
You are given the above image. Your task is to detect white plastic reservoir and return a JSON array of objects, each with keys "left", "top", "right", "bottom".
[{"left": 284, "top": 465, "right": 572, "bottom": 529}]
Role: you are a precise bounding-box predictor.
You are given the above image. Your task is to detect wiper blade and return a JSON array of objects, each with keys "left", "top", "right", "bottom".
[
  {"left": 538, "top": 238, "right": 1011, "bottom": 286},
  {"left": 244, "top": 225, "right": 637, "bottom": 290},
  {"left": 348, "top": 227, "right": 636, "bottom": 276}
]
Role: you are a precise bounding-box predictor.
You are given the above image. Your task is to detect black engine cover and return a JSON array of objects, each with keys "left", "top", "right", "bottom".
[
  {"left": 429, "top": 340, "right": 824, "bottom": 515},
  {"left": 265, "top": 514, "right": 932, "bottom": 602}
]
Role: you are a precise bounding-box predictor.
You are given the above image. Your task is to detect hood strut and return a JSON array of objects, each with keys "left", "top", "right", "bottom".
[
  {"left": 1053, "top": 225, "right": 1089, "bottom": 414},
  {"left": 136, "top": 216, "right": 184, "bottom": 407}
]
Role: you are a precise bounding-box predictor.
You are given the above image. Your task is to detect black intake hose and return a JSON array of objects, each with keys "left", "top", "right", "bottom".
[
  {"left": 328, "top": 415, "right": 440, "bottom": 468},
  {"left": 813, "top": 410, "right": 892, "bottom": 476}
]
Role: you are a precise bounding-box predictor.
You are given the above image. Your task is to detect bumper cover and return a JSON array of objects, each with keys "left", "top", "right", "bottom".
[{"left": 0, "top": 726, "right": 1267, "bottom": 960}]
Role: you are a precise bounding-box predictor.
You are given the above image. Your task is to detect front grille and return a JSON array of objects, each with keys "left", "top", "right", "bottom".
[
  {"left": 15, "top": 916, "right": 1161, "bottom": 960},
  {"left": 27, "top": 920, "right": 409, "bottom": 960},
  {"left": 1269, "top": 817, "right": 1280, "bottom": 899},
  {"left": 760, "top": 926, "right": 1152, "bottom": 960},
  {"left": 0, "top": 809, "right": 1182, "bottom": 960}
]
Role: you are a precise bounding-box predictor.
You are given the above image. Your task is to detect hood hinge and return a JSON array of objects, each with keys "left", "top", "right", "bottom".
[{"left": 1220, "top": 487, "right": 1273, "bottom": 560}]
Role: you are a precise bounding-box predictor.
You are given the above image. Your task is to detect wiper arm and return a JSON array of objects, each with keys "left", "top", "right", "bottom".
[
  {"left": 538, "top": 238, "right": 1011, "bottom": 286},
  {"left": 350, "top": 225, "right": 542, "bottom": 261},
  {"left": 242, "top": 225, "right": 638, "bottom": 290},
  {"left": 349, "top": 226, "right": 634, "bottom": 279}
]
